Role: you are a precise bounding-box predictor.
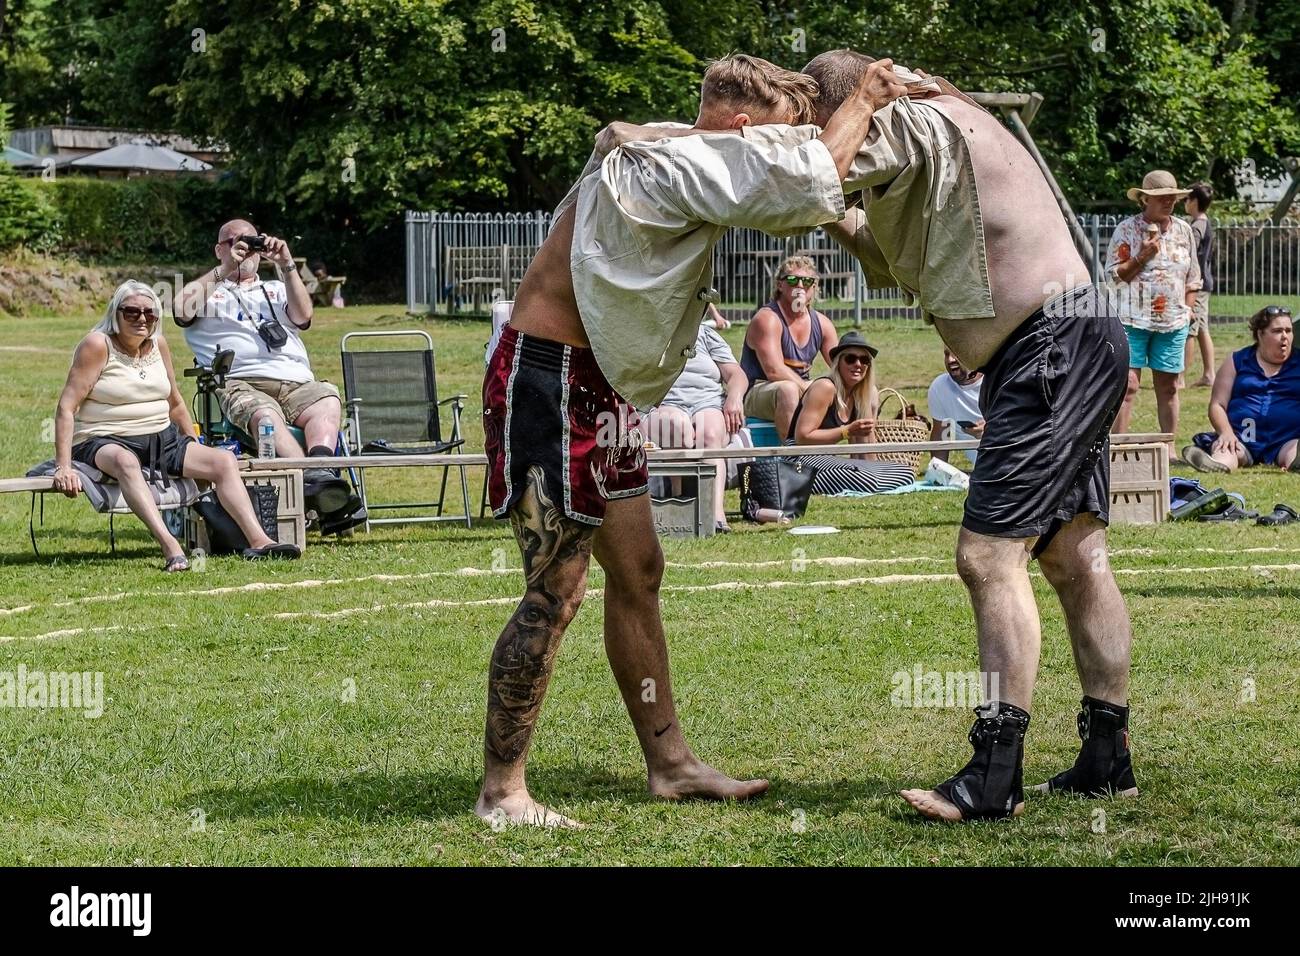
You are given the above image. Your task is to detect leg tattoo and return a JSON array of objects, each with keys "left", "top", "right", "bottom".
[{"left": 485, "top": 466, "right": 593, "bottom": 765}]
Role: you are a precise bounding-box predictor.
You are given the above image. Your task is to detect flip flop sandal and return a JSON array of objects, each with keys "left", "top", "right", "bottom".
[
  {"left": 163, "top": 554, "right": 189, "bottom": 572},
  {"left": 1256, "top": 503, "right": 1299, "bottom": 526},
  {"left": 242, "top": 542, "right": 302, "bottom": 560}
]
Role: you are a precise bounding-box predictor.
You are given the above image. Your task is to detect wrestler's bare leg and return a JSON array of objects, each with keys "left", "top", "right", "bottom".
[
  {"left": 902, "top": 529, "right": 1038, "bottom": 821},
  {"left": 475, "top": 466, "right": 592, "bottom": 828},
  {"left": 593, "top": 493, "right": 768, "bottom": 802}
]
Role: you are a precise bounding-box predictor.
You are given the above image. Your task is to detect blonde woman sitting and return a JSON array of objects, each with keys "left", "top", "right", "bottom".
[
  {"left": 786, "top": 331, "right": 914, "bottom": 495},
  {"left": 52, "top": 281, "right": 300, "bottom": 570}
]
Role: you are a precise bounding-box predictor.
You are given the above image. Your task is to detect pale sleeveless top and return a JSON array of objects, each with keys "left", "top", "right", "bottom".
[{"left": 72, "top": 335, "right": 171, "bottom": 443}]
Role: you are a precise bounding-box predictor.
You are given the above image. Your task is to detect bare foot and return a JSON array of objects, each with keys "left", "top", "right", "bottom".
[
  {"left": 900, "top": 788, "right": 1024, "bottom": 822},
  {"left": 1192, "top": 375, "right": 1214, "bottom": 388},
  {"left": 475, "top": 790, "right": 582, "bottom": 829},
  {"left": 648, "top": 759, "right": 769, "bottom": 802}
]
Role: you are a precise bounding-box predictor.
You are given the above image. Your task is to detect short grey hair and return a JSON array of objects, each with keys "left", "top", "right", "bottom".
[{"left": 93, "top": 280, "right": 165, "bottom": 342}]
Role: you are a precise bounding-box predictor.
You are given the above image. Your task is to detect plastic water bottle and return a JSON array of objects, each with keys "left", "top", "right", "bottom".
[{"left": 257, "top": 421, "right": 276, "bottom": 459}]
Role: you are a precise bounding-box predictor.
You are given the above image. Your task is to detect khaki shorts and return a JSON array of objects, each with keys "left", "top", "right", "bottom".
[
  {"left": 743, "top": 379, "right": 804, "bottom": 422},
  {"left": 218, "top": 377, "right": 341, "bottom": 434},
  {"left": 1188, "top": 291, "right": 1211, "bottom": 335}
]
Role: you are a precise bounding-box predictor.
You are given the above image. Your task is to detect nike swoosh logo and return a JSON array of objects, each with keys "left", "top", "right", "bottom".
[{"left": 654, "top": 723, "right": 672, "bottom": 737}]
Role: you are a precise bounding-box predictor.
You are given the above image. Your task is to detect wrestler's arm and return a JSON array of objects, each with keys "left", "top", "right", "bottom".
[{"left": 823, "top": 206, "right": 898, "bottom": 289}]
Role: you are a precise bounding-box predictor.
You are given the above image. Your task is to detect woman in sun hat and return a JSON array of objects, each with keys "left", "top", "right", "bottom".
[
  {"left": 1105, "top": 170, "right": 1203, "bottom": 463},
  {"left": 785, "top": 330, "right": 914, "bottom": 495}
]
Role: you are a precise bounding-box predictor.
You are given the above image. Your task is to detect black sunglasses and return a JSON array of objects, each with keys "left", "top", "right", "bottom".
[
  {"left": 1263, "top": 306, "right": 1293, "bottom": 318},
  {"left": 839, "top": 353, "right": 872, "bottom": 366},
  {"left": 119, "top": 306, "right": 159, "bottom": 321},
  {"left": 782, "top": 275, "right": 817, "bottom": 287}
]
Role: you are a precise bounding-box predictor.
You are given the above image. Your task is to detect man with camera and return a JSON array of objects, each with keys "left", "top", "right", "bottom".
[{"left": 174, "top": 219, "right": 362, "bottom": 533}]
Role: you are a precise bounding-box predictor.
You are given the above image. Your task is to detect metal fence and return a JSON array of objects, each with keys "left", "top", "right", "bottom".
[{"left": 407, "top": 210, "right": 1300, "bottom": 321}]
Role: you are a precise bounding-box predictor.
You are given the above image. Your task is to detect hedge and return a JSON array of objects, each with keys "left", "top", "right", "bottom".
[{"left": 0, "top": 172, "right": 402, "bottom": 301}]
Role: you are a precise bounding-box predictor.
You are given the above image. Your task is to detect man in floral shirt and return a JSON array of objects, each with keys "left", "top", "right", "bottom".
[{"left": 1106, "top": 170, "right": 1203, "bottom": 462}]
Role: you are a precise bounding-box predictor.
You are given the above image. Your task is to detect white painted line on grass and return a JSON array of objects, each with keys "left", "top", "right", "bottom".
[{"left": 268, "top": 563, "right": 1300, "bottom": 622}]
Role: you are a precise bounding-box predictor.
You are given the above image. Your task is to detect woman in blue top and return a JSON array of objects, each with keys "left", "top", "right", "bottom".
[{"left": 1184, "top": 305, "right": 1300, "bottom": 472}]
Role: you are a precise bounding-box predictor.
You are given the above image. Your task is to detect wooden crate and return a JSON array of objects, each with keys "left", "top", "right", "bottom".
[
  {"left": 1109, "top": 482, "right": 1169, "bottom": 525},
  {"left": 1110, "top": 442, "right": 1169, "bottom": 485},
  {"left": 184, "top": 469, "right": 307, "bottom": 552}
]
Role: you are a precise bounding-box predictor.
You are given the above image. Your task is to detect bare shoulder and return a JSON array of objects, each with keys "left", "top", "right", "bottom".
[
  {"left": 806, "top": 377, "right": 836, "bottom": 401},
  {"left": 74, "top": 332, "right": 110, "bottom": 365},
  {"left": 746, "top": 307, "right": 780, "bottom": 339}
]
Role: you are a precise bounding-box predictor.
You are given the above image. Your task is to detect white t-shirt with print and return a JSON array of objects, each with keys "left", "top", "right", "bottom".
[
  {"left": 183, "top": 279, "right": 315, "bottom": 383},
  {"left": 927, "top": 371, "right": 983, "bottom": 464}
]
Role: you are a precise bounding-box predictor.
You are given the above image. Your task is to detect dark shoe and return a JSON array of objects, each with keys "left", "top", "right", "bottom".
[
  {"left": 1032, "top": 696, "right": 1138, "bottom": 798},
  {"left": 320, "top": 505, "right": 368, "bottom": 536},
  {"left": 242, "top": 542, "right": 302, "bottom": 560},
  {"left": 928, "top": 702, "right": 1030, "bottom": 820},
  {"left": 1257, "top": 503, "right": 1299, "bottom": 526},
  {"left": 1198, "top": 503, "right": 1258, "bottom": 522},
  {"left": 303, "top": 470, "right": 351, "bottom": 515}
]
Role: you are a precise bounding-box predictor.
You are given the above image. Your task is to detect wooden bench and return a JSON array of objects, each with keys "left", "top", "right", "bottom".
[
  {"left": 444, "top": 244, "right": 537, "bottom": 312},
  {"left": 296, "top": 259, "right": 347, "bottom": 306}
]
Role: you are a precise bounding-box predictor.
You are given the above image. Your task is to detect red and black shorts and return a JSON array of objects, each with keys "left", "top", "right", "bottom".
[{"left": 483, "top": 326, "right": 648, "bottom": 526}]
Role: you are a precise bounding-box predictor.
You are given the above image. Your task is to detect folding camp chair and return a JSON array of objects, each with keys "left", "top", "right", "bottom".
[{"left": 340, "top": 330, "right": 472, "bottom": 529}]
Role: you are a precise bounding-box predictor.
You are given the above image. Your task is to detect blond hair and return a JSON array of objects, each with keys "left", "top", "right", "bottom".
[
  {"left": 773, "top": 255, "right": 819, "bottom": 298},
  {"left": 702, "top": 54, "right": 819, "bottom": 125},
  {"left": 828, "top": 349, "right": 876, "bottom": 425}
]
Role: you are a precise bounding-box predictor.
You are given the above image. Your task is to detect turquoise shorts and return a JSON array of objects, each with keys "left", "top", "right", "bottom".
[{"left": 1125, "top": 324, "right": 1188, "bottom": 374}]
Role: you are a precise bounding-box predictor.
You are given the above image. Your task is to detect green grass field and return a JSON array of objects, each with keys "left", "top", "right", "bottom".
[{"left": 1, "top": 306, "right": 1298, "bottom": 865}]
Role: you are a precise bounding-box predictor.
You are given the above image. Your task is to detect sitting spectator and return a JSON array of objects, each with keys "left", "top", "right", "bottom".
[
  {"left": 175, "top": 220, "right": 363, "bottom": 534},
  {"left": 739, "top": 256, "right": 839, "bottom": 438},
  {"left": 926, "top": 349, "right": 984, "bottom": 465},
  {"left": 310, "top": 260, "right": 346, "bottom": 308},
  {"left": 786, "top": 331, "right": 914, "bottom": 495},
  {"left": 53, "top": 281, "right": 300, "bottom": 569},
  {"left": 645, "top": 320, "right": 748, "bottom": 533},
  {"left": 1183, "top": 305, "right": 1299, "bottom": 472}
]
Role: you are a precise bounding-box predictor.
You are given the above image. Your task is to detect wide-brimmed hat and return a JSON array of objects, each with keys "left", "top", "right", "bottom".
[
  {"left": 829, "top": 330, "right": 879, "bottom": 362},
  {"left": 1127, "top": 169, "right": 1191, "bottom": 204}
]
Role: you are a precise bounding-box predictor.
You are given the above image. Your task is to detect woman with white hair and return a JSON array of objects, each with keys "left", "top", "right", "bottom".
[
  {"left": 787, "top": 331, "right": 914, "bottom": 495},
  {"left": 52, "top": 281, "right": 300, "bottom": 569}
]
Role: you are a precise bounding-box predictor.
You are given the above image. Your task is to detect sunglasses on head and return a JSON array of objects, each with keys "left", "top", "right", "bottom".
[
  {"left": 839, "top": 352, "right": 871, "bottom": 366},
  {"left": 782, "top": 275, "right": 817, "bottom": 287},
  {"left": 1263, "top": 306, "right": 1293, "bottom": 318},
  {"left": 119, "top": 306, "right": 158, "bottom": 321}
]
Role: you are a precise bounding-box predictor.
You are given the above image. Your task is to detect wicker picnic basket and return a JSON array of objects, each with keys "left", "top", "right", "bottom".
[{"left": 871, "top": 387, "right": 930, "bottom": 471}]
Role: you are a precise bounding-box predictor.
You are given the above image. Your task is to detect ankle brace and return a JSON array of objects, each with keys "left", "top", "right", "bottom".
[
  {"left": 1046, "top": 696, "right": 1137, "bottom": 797},
  {"left": 933, "top": 701, "right": 1030, "bottom": 820}
]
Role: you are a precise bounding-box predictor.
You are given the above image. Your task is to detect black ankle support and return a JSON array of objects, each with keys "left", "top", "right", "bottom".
[
  {"left": 1046, "top": 696, "right": 1137, "bottom": 797},
  {"left": 932, "top": 702, "right": 1030, "bottom": 820}
]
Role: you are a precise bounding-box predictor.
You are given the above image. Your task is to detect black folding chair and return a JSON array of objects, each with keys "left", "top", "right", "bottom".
[{"left": 340, "top": 330, "right": 471, "bottom": 529}]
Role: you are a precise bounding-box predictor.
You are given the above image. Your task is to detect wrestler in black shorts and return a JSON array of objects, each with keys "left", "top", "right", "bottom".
[{"left": 964, "top": 284, "right": 1130, "bottom": 555}]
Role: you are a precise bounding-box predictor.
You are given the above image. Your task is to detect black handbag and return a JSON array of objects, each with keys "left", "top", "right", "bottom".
[
  {"left": 193, "top": 484, "right": 279, "bottom": 554},
  {"left": 738, "top": 457, "right": 816, "bottom": 522}
]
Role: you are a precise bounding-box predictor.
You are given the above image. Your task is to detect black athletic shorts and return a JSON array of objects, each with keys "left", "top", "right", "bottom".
[
  {"left": 962, "top": 284, "right": 1129, "bottom": 554},
  {"left": 72, "top": 423, "right": 194, "bottom": 481}
]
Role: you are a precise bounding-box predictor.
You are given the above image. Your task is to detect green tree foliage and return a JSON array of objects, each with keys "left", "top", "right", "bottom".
[{"left": 1, "top": 0, "right": 1294, "bottom": 223}]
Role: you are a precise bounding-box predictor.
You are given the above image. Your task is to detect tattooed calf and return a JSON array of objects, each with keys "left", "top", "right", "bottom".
[{"left": 486, "top": 466, "right": 593, "bottom": 764}]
